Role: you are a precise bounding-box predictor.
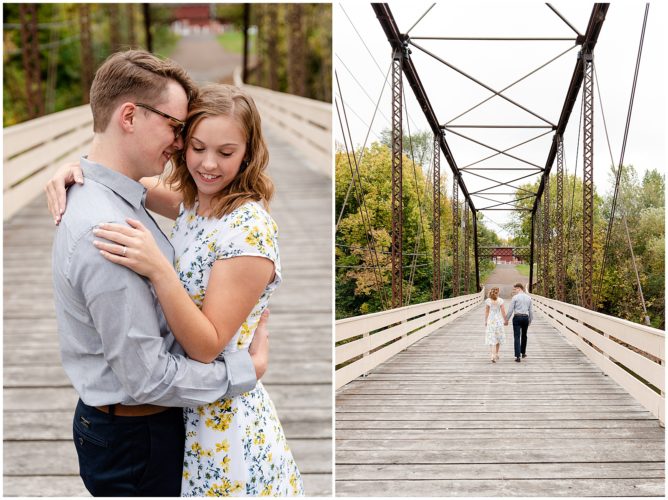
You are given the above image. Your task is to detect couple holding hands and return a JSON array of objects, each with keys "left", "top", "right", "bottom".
[{"left": 483, "top": 283, "right": 533, "bottom": 363}]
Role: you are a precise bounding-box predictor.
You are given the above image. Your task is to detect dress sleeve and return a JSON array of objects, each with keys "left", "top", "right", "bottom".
[
  {"left": 484, "top": 298, "right": 490, "bottom": 306},
  {"left": 214, "top": 202, "right": 282, "bottom": 287}
]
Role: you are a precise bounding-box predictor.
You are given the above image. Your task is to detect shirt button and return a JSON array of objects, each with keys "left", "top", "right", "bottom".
[{"left": 79, "top": 437, "right": 84, "bottom": 446}]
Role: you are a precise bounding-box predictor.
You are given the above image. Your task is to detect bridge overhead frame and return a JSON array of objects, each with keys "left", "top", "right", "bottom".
[{"left": 372, "top": 3, "right": 609, "bottom": 302}]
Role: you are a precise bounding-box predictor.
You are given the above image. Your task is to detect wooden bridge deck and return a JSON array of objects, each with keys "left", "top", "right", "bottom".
[
  {"left": 336, "top": 304, "right": 665, "bottom": 497},
  {"left": 3, "top": 124, "right": 332, "bottom": 496}
]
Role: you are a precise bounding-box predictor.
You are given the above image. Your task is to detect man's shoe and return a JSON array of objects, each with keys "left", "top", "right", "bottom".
[
  {"left": 515, "top": 357, "right": 520, "bottom": 362},
  {"left": 522, "top": 354, "right": 527, "bottom": 358}
]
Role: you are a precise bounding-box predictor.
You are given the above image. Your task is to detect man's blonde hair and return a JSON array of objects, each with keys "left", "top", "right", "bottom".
[{"left": 89, "top": 50, "right": 197, "bottom": 132}]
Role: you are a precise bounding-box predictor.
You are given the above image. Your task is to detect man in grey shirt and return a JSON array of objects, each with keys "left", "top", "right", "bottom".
[
  {"left": 50, "top": 50, "right": 268, "bottom": 496},
  {"left": 504, "top": 282, "right": 533, "bottom": 362}
]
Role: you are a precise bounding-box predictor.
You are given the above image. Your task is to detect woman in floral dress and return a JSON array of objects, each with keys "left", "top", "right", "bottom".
[
  {"left": 484, "top": 287, "right": 507, "bottom": 363},
  {"left": 85, "top": 85, "right": 303, "bottom": 496}
]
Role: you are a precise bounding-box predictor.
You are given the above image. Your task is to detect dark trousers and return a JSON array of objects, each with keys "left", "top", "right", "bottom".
[
  {"left": 512, "top": 315, "right": 530, "bottom": 358},
  {"left": 73, "top": 399, "right": 185, "bottom": 497}
]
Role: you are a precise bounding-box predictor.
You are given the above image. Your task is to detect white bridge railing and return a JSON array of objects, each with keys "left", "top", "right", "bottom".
[
  {"left": 533, "top": 294, "right": 665, "bottom": 423},
  {"left": 3, "top": 104, "right": 94, "bottom": 221},
  {"left": 335, "top": 290, "right": 485, "bottom": 389},
  {"left": 4, "top": 76, "right": 331, "bottom": 221},
  {"left": 234, "top": 67, "right": 331, "bottom": 178}
]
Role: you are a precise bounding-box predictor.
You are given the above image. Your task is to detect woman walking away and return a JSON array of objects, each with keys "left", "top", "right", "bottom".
[{"left": 484, "top": 287, "right": 506, "bottom": 362}]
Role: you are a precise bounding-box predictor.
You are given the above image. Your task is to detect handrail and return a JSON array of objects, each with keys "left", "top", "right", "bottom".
[
  {"left": 234, "top": 67, "right": 332, "bottom": 178},
  {"left": 533, "top": 294, "right": 665, "bottom": 423},
  {"left": 335, "top": 289, "right": 485, "bottom": 389},
  {"left": 3, "top": 104, "right": 94, "bottom": 221}
]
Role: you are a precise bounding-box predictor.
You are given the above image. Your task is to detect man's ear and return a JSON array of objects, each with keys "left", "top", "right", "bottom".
[{"left": 118, "top": 103, "right": 136, "bottom": 133}]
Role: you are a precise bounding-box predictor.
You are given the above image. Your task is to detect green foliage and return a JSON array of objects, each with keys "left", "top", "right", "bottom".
[
  {"left": 509, "top": 165, "right": 664, "bottom": 328},
  {"left": 335, "top": 139, "right": 493, "bottom": 319}
]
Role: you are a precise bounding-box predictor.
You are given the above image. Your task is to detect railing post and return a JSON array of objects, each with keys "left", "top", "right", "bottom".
[
  {"left": 391, "top": 46, "right": 403, "bottom": 309},
  {"left": 432, "top": 133, "right": 441, "bottom": 300},
  {"left": 452, "top": 177, "right": 460, "bottom": 297},
  {"left": 556, "top": 134, "right": 565, "bottom": 301},
  {"left": 582, "top": 50, "right": 594, "bottom": 309}
]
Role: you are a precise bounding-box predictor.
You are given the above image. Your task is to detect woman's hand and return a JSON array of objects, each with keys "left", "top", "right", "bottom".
[
  {"left": 93, "top": 218, "right": 172, "bottom": 280},
  {"left": 45, "top": 162, "right": 84, "bottom": 225}
]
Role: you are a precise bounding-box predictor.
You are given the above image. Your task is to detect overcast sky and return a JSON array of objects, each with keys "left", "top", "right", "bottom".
[{"left": 334, "top": 2, "right": 666, "bottom": 238}]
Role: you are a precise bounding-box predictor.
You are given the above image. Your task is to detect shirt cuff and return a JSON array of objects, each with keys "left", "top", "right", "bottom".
[{"left": 224, "top": 350, "right": 257, "bottom": 397}]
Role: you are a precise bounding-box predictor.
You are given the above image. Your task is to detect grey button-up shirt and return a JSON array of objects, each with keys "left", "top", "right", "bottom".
[
  {"left": 505, "top": 291, "right": 533, "bottom": 325},
  {"left": 52, "top": 158, "right": 256, "bottom": 407}
]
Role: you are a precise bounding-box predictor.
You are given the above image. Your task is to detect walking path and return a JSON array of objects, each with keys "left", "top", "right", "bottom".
[
  {"left": 336, "top": 290, "right": 664, "bottom": 496},
  {"left": 169, "top": 32, "right": 241, "bottom": 84},
  {"left": 3, "top": 125, "right": 332, "bottom": 496}
]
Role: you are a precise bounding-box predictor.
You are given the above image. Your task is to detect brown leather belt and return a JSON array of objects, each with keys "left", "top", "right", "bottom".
[{"left": 95, "top": 403, "right": 168, "bottom": 417}]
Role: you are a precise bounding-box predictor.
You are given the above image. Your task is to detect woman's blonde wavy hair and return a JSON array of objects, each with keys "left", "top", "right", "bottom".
[
  {"left": 488, "top": 287, "right": 500, "bottom": 301},
  {"left": 167, "top": 84, "right": 273, "bottom": 217}
]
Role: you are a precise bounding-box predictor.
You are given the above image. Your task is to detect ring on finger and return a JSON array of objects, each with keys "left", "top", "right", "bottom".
[{"left": 122, "top": 245, "right": 127, "bottom": 257}]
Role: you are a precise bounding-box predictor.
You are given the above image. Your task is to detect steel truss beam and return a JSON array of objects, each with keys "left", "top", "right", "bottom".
[
  {"left": 582, "top": 51, "right": 594, "bottom": 309},
  {"left": 452, "top": 177, "right": 460, "bottom": 297},
  {"left": 372, "top": 3, "right": 476, "bottom": 215},
  {"left": 432, "top": 133, "right": 441, "bottom": 300},
  {"left": 556, "top": 135, "right": 565, "bottom": 301},
  {"left": 391, "top": 47, "right": 403, "bottom": 309},
  {"left": 464, "top": 203, "right": 470, "bottom": 294},
  {"left": 473, "top": 212, "right": 480, "bottom": 291},
  {"left": 542, "top": 174, "right": 551, "bottom": 297}
]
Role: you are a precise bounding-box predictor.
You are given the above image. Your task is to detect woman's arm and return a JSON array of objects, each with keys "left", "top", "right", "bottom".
[
  {"left": 501, "top": 304, "right": 507, "bottom": 320},
  {"left": 93, "top": 218, "right": 274, "bottom": 363},
  {"left": 139, "top": 177, "right": 183, "bottom": 220},
  {"left": 484, "top": 305, "right": 489, "bottom": 326}
]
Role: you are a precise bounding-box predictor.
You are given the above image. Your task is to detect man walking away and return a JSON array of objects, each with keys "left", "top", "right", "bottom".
[{"left": 504, "top": 282, "right": 533, "bottom": 362}]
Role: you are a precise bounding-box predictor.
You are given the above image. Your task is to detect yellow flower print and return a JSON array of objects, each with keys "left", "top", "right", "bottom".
[
  {"left": 205, "top": 412, "right": 234, "bottom": 432},
  {"left": 237, "top": 321, "right": 253, "bottom": 348},
  {"left": 253, "top": 431, "right": 266, "bottom": 446},
  {"left": 245, "top": 226, "right": 262, "bottom": 248},
  {"left": 207, "top": 241, "right": 216, "bottom": 254},
  {"left": 183, "top": 470, "right": 190, "bottom": 480},
  {"left": 215, "top": 440, "right": 230, "bottom": 453},
  {"left": 290, "top": 474, "right": 298, "bottom": 492},
  {"left": 260, "top": 484, "right": 273, "bottom": 496},
  {"left": 186, "top": 213, "right": 196, "bottom": 224},
  {"left": 220, "top": 455, "right": 231, "bottom": 473},
  {"left": 231, "top": 481, "right": 243, "bottom": 493},
  {"left": 191, "top": 442, "right": 202, "bottom": 455}
]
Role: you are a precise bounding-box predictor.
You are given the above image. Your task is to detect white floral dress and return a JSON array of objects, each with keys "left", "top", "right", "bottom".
[
  {"left": 484, "top": 297, "right": 506, "bottom": 346},
  {"left": 171, "top": 201, "right": 304, "bottom": 497}
]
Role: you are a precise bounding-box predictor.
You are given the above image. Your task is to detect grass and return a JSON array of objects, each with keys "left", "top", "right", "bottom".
[
  {"left": 515, "top": 263, "right": 531, "bottom": 276},
  {"left": 217, "top": 30, "right": 256, "bottom": 55}
]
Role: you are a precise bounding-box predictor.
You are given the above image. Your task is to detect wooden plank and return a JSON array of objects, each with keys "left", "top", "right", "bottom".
[
  {"left": 336, "top": 478, "right": 666, "bottom": 497},
  {"left": 335, "top": 304, "right": 665, "bottom": 497},
  {"left": 336, "top": 462, "right": 665, "bottom": 480}
]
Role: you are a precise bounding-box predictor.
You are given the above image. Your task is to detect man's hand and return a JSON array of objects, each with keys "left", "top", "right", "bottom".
[{"left": 248, "top": 309, "right": 270, "bottom": 380}]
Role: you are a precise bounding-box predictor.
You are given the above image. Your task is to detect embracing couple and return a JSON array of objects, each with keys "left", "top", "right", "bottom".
[
  {"left": 47, "top": 50, "right": 303, "bottom": 496},
  {"left": 483, "top": 283, "right": 533, "bottom": 363}
]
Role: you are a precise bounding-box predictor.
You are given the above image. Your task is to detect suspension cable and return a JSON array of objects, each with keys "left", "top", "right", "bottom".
[
  {"left": 592, "top": 4, "right": 651, "bottom": 324},
  {"left": 335, "top": 74, "right": 388, "bottom": 307},
  {"left": 594, "top": 4, "right": 649, "bottom": 314},
  {"left": 335, "top": 63, "right": 392, "bottom": 230}
]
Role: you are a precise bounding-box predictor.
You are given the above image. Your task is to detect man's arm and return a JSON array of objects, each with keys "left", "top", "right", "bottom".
[
  {"left": 528, "top": 297, "right": 533, "bottom": 325},
  {"left": 505, "top": 297, "right": 515, "bottom": 322},
  {"left": 70, "top": 229, "right": 259, "bottom": 406}
]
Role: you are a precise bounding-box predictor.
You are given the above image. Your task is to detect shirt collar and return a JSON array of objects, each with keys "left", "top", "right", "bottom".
[{"left": 80, "top": 157, "right": 147, "bottom": 209}]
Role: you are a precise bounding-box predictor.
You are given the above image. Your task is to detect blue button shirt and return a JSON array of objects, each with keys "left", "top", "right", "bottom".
[
  {"left": 505, "top": 291, "right": 533, "bottom": 325},
  {"left": 52, "top": 158, "right": 256, "bottom": 407}
]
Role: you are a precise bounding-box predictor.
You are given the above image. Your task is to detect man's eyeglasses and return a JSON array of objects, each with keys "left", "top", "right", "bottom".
[{"left": 135, "top": 103, "right": 185, "bottom": 139}]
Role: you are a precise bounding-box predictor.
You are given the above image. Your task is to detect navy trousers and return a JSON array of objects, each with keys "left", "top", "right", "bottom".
[
  {"left": 512, "top": 315, "right": 530, "bottom": 358},
  {"left": 73, "top": 399, "right": 184, "bottom": 496}
]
